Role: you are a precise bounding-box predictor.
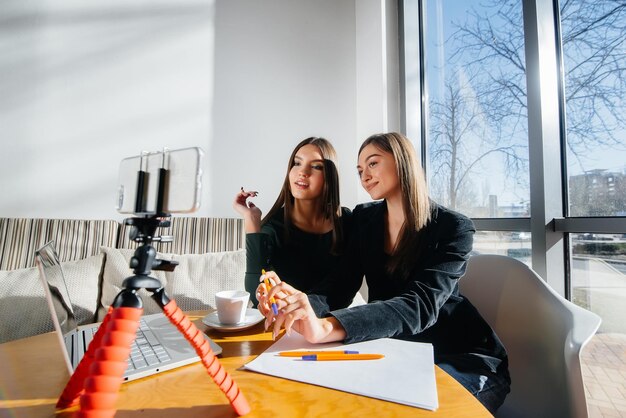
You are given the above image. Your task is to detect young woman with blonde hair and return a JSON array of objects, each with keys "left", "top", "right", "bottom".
[{"left": 259, "top": 132, "right": 510, "bottom": 413}]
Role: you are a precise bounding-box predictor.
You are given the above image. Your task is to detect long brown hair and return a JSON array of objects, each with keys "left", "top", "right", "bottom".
[
  {"left": 263, "top": 137, "right": 344, "bottom": 254},
  {"left": 359, "top": 132, "right": 432, "bottom": 278}
]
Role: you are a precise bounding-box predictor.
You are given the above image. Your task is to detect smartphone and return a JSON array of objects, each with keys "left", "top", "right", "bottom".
[{"left": 116, "top": 147, "right": 204, "bottom": 214}]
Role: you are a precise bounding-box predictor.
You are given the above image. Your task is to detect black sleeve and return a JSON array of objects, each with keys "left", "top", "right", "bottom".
[
  {"left": 244, "top": 233, "right": 268, "bottom": 306},
  {"left": 331, "top": 213, "right": 475, "bottom": 344},
  {"left": 244, "top": 222, "right": 280, "bottom": 307},
  {"left": 308, "top": 206, "right": 362, "bottom": 316}
]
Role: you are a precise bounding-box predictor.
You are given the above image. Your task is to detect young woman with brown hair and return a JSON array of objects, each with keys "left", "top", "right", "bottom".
[{"left": 233, "top": 137, "right": 350, "bottom": 306}]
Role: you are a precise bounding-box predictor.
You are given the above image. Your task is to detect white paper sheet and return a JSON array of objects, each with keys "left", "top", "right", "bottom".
[{"left": 244, "top": 332, "right": 438, "bottom": 410}]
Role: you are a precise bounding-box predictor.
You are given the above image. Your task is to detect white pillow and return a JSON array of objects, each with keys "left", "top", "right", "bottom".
[
  {"left": 0, "top": 254, "right": 103, "bottom": 344},
  {"left": 98, "top": 247, "right": 246, "bottom": 320}
]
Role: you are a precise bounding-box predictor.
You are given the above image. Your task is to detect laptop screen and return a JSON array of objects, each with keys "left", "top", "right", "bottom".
[{"left": 35, "top": 241, "right": 78, "bottom": 337}]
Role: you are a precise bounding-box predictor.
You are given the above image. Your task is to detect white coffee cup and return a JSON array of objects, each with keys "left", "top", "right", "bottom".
[{"left": 215, "top": 290, "right": 250, "bottom": 325}]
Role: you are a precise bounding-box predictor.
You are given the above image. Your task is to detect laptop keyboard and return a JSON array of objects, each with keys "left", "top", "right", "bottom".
[
  {"left": 127, "top": 319, "right": 171, "bottom": 371},
  {"left": 72, "top": 319, "right": 173, "bottom": 372}
]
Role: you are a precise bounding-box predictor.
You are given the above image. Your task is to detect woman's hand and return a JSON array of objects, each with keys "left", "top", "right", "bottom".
[
  {"left": 233, "top": 187, "right": 262, "bottom": 233},
  {"left": 259, "top": 271, "right": 346, "bottom": 344},
  {"left": 255, "top": 271, "right": 289, "bottom": 320}
]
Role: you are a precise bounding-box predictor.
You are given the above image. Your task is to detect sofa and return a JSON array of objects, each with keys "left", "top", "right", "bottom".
[{"left": 0, "top": 217, "right": 246, "bottom": 344}]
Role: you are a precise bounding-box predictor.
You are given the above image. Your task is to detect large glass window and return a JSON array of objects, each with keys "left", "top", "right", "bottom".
[
  {"left": 560, "top": 0, "right": 626, "bottom": 335},
  {"left": 424, "top": 0, "right": 530, "bottom": 218},
  {"left": 404, "top": 1, "right": 626, "bottom": 410},
  {"left": 561, "top": 0, "right": 626, "bottom": 218}
]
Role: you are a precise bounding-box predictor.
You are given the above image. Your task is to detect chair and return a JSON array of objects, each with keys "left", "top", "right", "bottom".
[{"left": 459, "top": 254, "right": 601, "bottom": 418}]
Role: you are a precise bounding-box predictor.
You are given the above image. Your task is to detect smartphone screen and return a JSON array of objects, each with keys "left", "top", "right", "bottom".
[{"left": 115, "top": 147, "right": 203, "bottom": 215}]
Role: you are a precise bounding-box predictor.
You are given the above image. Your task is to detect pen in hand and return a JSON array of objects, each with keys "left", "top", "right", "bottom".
[
  {"left": 262, "top": 269, "right": 279, "bottom": 315},
  {"left": 240, "top": 186, "right": 258, "bottom": 196}
]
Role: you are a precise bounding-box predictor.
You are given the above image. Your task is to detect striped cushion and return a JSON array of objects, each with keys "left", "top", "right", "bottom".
[
  {"left": 0, "top": 219, "right": 119, "bottom": 270},
  {"left": 0, "top": 217, "right": 244, "bottom": 271},
  {"left": 0, "top": 216, "right": 245, "bottom": 342},
  {"left": 116, "top": 217, "right": 245, "bottom": 254}
]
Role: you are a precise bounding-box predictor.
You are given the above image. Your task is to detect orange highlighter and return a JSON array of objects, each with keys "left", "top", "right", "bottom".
[{"left": 262, "top": 269, "right": 279, "bottom": 315}]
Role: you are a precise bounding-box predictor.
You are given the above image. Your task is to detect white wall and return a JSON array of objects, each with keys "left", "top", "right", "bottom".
[
  {"left": 0, "top": 0, "right": 217, "bottom": 219},
  {"left": 0, "top": 0, "right": 399, "bottom": 220}
]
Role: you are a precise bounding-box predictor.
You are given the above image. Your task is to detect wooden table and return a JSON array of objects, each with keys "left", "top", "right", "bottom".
[{"left": 0, "top": 311, "right": 491, "bottom": 417}]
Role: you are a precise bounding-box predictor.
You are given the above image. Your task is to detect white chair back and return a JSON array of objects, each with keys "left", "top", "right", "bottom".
[{"left": 459, "top": 254, "right": 601, "bottom": 418}]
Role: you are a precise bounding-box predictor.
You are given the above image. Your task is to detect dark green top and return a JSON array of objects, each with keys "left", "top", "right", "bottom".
[{"left": 245, "top": 207, "right": 351, "bottom": 306}]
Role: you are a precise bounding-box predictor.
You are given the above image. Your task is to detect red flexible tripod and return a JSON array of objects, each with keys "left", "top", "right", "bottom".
[{"left": 55, "top": 216, "right": 250, "bottom": 417}]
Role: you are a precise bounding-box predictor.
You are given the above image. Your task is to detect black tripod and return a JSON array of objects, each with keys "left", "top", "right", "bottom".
[{"left": 55, "top": 152, "right": 250, "bottom": 417}]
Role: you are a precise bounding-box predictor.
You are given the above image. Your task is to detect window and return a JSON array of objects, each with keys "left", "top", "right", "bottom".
[
  {"left": 560, "top": 0, "right": 626, "bottom": 338},
  {"left": 423, "top": 0, "right": 529, "bottom": 219},
  {"left": 561, "top": 0, "right": 626, "bottom": 218},
  {"left": 401, "top": 0, "right": 626, "bottom": 367}
]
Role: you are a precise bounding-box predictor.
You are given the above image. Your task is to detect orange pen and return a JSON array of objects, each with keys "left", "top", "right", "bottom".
[
  {"left": 301, "top": 353, "right": 384, "bottom": 361},
  {"left": 279, "top": 350, "right": 359, "bottom": 357},
  {"left": 262, "top": 269, "right": 279, "bottom": 315}
]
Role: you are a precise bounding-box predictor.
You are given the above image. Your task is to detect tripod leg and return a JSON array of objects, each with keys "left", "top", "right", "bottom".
[
  {"left": 76, "top": 306, "right": 142, "bottom": 418},
  {"left": 56, "top": 307, "right": 115, "bottom": 409},
  {"left": 161, "top": 298, "right": 251, "bottom": 416}
]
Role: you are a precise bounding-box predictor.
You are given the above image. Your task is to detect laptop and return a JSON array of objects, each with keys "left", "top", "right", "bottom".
[{"left": 34, "top": 240, "right": 222, "bottom": 382}]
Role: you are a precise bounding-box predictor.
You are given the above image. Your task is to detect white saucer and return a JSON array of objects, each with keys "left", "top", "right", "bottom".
[{"left": 202, "top": 308, "right": 264, "bottom": 332}]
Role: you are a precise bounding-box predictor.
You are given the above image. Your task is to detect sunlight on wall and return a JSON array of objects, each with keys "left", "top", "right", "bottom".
[{"left": 0, "top": 1, "right": 216, "bottom": 219}]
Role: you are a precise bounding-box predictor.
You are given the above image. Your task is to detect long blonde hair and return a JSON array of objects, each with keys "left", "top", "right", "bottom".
[
  {"left": 264, "top": 137, "right": 343, "bottom": 254},
  {"left": 359, "top": 132, "right": 432, "bottom": 277}
]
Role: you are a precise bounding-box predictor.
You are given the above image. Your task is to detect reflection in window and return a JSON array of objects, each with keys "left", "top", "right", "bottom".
[
  {"left": 570, "top": 233, "right": 626, "bottom": 333},
  {"left": 424, "top": 0, "right": 529, "bottom": 218},
  {"left": 473, "top": 231, "right": 531, "bottom": 265},
  {"left": 561, "top": 0, "right": 626, "bottom": 217}
]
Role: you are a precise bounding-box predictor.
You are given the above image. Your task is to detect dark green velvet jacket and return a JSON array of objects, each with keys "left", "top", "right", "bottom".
[{"left": 310, "top": 201, "right": 509, "bottom": 377}]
